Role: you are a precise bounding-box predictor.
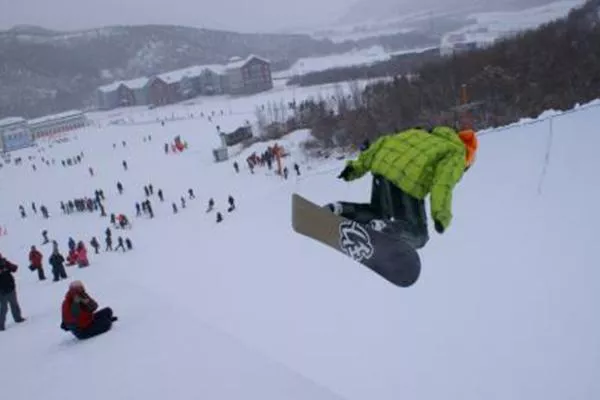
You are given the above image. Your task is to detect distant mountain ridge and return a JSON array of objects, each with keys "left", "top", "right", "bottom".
[
  {"left": 339, "top": 0, "right": 568, "bottom": 25},
  {"left": 0, "top": 24, "right": 440, "bottom": 119}
]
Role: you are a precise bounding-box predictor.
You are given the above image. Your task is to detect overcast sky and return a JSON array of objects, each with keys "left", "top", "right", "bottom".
[{"left": 0, "top": 0, "right": 354, "bottom": 33}]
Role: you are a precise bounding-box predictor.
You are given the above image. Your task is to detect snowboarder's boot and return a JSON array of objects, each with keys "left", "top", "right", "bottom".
[
  {"left": 368, "top": 219, "right": 388, "bottom": 232},
  {"left": 324, "top": 202, "right": 343, "bottom": 216}
]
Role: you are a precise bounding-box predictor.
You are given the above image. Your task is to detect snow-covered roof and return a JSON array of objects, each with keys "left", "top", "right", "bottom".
[
  {"left": 0, "top": 117, "right": 26, "bottom": 127},
  {"left": 159, "top": 66, "right": 204, "bottom": 84},
  {"left": 98, "top": 77, "right": 149, "bottom": 92},
  {"left": 202, "top": 64, "right": 227, "bottom": 75},
  {"left": 158, "top": 64, "right": 226, "bottom": 84},
  {"left": 226, "top": 54, "right": 271, "bottom": 70},
  {"left": 98, "top": 81, "right": 124, "bottom": 93},
  {"left": 28, "top": 110, "right": 85, "bottom": 126},
  {"left": 124, "top": 77, "right": 149, "bottom": 90}
]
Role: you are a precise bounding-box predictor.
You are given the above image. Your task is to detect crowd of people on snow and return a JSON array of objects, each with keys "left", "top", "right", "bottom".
[
  {"left": 2, "top": 251, "right": 117, "bottom": 339},
  {"left": 241, "top": 144, "right": 301, "bottom": 180},
  {"left": 1, "top": 128, "right": 310, "bottom": 340}
]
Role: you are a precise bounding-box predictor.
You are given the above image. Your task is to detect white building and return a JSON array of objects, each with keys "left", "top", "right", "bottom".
[
  {"left": 28, "top": 110, "right": 89, "bottom": 139},
  {"left": 0, "top": 117, "right": 33, "bottom": 153}
]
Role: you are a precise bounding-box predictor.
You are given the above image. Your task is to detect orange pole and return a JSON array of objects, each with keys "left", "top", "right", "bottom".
[
  {"left": 460, "top": 84, "right": 468, "bottom": 105},
  {"left": 459, "top": 84, "right": 473, "bottom": 130},
  {"left": 276, "top": 146, "right": 282, "bottom": 176}
]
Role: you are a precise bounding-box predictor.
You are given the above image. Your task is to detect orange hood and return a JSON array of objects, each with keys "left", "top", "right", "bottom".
[{"left": 458, "top": 129, "right": 478, "bottom": 167}]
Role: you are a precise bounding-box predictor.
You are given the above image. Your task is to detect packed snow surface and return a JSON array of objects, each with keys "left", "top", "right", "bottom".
[{"left": 0, "top": 85, "right": 599, "bottom": 400}]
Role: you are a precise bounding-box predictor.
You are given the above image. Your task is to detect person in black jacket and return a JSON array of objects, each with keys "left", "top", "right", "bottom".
[
  {"left": 49, "top": 244, "right": 68, "bottom": 282},
  {"left": 0, "top": 253, "right": 25, "bottom": 331}
]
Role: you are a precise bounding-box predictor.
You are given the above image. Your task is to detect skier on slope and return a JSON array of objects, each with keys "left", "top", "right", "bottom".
[{"left": 325, "top": 126, "right": 478, "bottom": 250}]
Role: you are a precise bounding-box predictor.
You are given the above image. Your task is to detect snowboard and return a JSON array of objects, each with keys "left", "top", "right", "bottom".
[{"left": 291, "top": 193, "right": 421, "bottom": 287}]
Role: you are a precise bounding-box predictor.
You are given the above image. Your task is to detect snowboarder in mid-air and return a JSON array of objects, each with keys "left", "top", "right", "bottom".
[{"left": 325, "top": 126, "right": 478, "bottom": 250}]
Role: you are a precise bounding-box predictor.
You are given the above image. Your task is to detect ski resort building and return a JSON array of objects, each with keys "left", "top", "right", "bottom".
[
  {"left": 0, "top": 117, "right": 33, "bottom": 153},
  {"left": 94, "top": 54, "right": 273, "bottom": 110},
  {"left": 197, "top": 65, "right": 227, "bottom": 95},
  {"left": 225, "top": 55, "right": 273, "bottom": 95},
  {"left": 28, "top": 110, "right": 89, "bottom": 139},
  {"left": 147, "top": 76, "right": 174, "bottom": 107},
  {"left": 126, "top": 77, "right": 151, "bottom": 106},
  {"left": 97, "top": 82, "right": 131, "bottom": 109}
]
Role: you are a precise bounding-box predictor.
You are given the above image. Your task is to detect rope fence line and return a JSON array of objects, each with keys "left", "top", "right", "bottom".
[
  {"left": 477, "top": 100, "right": 600, "bottom": 137},
  {"left": 537, "top": 118, "right": 555, "bottom": 195},
  {"left": 477, "top": 100, "right": 600, "bottom": 196}
]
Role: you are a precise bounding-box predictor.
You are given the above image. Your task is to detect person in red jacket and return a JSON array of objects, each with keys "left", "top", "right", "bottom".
[
  {"left": 28, "top": 246, "right": 46, "bottom": 281},
  {"left": 60, "top": 280, "right": 117, "bottom": 339},
  {"left": 75, "top": 241, "right": 89, "bottom": 268}
]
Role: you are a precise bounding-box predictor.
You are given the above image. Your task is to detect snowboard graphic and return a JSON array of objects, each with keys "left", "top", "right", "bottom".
[{"left": 291, "top": 193, "right": 421, "bottom": 287}]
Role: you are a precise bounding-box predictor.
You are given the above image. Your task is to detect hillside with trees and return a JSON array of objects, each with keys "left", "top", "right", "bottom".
[{"left": 257, "top": 0, "right": 600, "bottom": 149}]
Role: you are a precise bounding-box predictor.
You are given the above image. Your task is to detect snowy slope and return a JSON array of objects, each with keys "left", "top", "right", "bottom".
[
  {"left": 307, "top": 0, "right": 584, "bottom": 45},
  {"left": 441, "top": 0, "right": 585, "bottom": 47},
  {"left": 1, "top": 88, "right": 599, "bottom": 400},
  {"left": 272, "top": 46, "right": 436, "bottom": 79}
]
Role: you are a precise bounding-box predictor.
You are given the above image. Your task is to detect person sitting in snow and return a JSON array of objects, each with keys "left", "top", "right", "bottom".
[
  {"left": 325, "top": 126, "right": 478, "bottom": 250},
  {"left": 66, "top": 247, "right": 78, "bottom": 266},
  {"left": 60, "top": 280, "right": 117, "bottom": 340}
]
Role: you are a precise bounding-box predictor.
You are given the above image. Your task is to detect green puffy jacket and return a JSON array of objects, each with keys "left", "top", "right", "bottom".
[{"left": 346, "top": 127, "right": 466, "bottom": 230}]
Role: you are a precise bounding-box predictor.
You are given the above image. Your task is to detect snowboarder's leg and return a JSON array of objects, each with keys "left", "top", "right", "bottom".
[
  {"left": 326, "top": 175, "right": 428, "bottom": 249},
  {"left": 325, "top": 175, "right": 385, "bottom": 223},
  {"left": 372, "top": 175, "right": 429, "bottom": 249}
]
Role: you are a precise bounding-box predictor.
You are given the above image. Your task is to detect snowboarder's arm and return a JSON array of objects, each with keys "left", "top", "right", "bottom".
[
  {"left": 430, "top": 152, "right": 465, "bottom": 230},
  {"left": 346, "top": 137, "right": 386, "bottom": 180}
]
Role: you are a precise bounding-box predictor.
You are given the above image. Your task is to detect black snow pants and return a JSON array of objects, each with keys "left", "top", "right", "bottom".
[
  {"left": 72, "top": 307, "right": 115, "bottom": 340},
  {"left": 51, "top": 263, "right": 68, "bottom": 281},
  {"left": 338, "top": 174, "right": 429, "bottom": 249}
]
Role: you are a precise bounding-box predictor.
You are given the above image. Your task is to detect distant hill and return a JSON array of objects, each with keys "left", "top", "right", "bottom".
[
  {"left": 339, "top": 0, "right": 573, "bottom": 25},
  {"left": 0, "top": 25, "right": 344, "bottom": 118},
  {"left": 0, "top": 24, "right": 441, "bottom": 119}
]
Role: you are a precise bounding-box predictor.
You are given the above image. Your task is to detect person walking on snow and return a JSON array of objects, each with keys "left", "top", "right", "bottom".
[
  {"left": 49, "top": 244, "right": 68, "bottom": 281},
  {"left": 325, "top": 126, "right": 478, "bottom": 250},
  {"left": 90, "top": 237, "right": 100, "bottom": 254},
  {"left": 0, "top": 253, "right": 25, "bottom": 331},
  {"left": 115, "top": 237, "right": 126, "bottom": 252},
  {"left": 60, "top": 280, "right": 117, "bottom": 340},
  {"left": 29, "top": 246, "right": 46, "bottom": 281}
]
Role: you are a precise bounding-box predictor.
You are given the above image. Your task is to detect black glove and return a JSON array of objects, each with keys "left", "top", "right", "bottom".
[
  {"left": 60, "top": 322, "right": 68, "bottom": 331},
  {"left": 337, "top": 165, "right": 354, "bottom": 181},
  {"left": 434, "top": 220, "right": 445, "bottom": 234}
]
